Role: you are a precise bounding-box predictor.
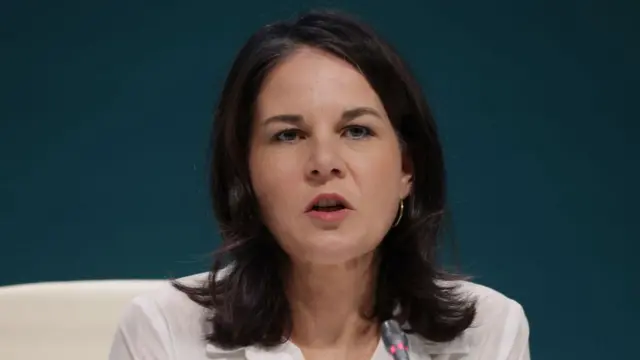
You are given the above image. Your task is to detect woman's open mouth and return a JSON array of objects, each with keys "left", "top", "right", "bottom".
[{"left": 306, "top": 194, "right": 352, "bottom": 222}]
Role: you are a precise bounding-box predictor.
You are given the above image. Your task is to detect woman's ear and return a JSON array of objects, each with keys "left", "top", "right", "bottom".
[{"left": 400, "top": 150, "right": 413, "bottom": 199}]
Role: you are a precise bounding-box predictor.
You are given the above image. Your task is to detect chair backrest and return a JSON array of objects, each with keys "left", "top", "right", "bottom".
[{"left": 0, "top": 279, "right": 166, "bottom": 360}]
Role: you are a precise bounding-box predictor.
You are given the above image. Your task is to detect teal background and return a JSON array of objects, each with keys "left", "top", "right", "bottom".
[{"left": 1, "top": 0, "right": 638, "bottom": 358}]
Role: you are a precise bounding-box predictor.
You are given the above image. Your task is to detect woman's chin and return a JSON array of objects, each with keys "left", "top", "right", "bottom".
[{"left": 288, "top": 236, "right": 379, "bottom": 266}]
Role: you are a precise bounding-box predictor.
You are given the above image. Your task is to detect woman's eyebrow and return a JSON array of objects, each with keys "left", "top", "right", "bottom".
[{"left": 261, "top": 107, "right": 382, "bottom": 127}]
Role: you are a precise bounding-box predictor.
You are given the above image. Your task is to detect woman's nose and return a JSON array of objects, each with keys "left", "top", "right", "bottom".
[{"left": 304, "top": 138, "right": 346, "bottom": 182}]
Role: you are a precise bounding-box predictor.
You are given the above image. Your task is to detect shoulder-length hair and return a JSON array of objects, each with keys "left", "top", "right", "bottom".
[{"left": 174, "top": 9, "right": 476, "bottom": 349}]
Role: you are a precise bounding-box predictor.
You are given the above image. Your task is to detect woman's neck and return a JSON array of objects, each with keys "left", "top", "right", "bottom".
[{"left": 286, "top": 252, "right": 380, "bottom": 355}]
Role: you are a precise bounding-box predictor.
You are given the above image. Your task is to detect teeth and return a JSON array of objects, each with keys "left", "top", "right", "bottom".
[{"left": 316, "top": 198, "right": 340, "bottom": 207}]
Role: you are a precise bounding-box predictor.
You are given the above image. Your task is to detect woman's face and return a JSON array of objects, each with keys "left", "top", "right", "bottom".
[{"left": 249, "top": 47, "right": 412, "bottom": 265}]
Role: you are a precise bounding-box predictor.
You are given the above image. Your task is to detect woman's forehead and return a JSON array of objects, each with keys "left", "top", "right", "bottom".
[{"left": 254, "top": 48, "right": 385, "bottom": 122}]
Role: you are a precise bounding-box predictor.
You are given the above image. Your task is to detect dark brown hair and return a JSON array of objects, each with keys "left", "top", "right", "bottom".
[{"left": 174, "top": 9, "right": 476, "bottom": 349}]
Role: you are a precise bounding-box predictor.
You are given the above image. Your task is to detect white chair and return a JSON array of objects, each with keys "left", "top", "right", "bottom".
[{"left": 0, "top": 279, "right": 167, "bottom": 360}]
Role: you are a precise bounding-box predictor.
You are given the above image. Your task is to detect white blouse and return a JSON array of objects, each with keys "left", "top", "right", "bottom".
[{"left": 109, "top": 272, "right": 530, "bottom": 360}]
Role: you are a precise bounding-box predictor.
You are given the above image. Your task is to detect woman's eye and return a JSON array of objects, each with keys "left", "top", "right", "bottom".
[
  {"left": 344, "top": 125, "right": 372, "bottom": 139},
  {"left": 273, "top": 129, "right": 301, "bottom": 142}
]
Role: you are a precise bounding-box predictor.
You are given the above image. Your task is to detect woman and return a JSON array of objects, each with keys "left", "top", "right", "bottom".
[{"left": 110, "top": 9, "right": 530, "bottom": 360}]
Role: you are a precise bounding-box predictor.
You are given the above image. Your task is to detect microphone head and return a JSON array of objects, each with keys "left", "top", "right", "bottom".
[{"left": 381, "top": 319, "right": 409, "bottom": 358}]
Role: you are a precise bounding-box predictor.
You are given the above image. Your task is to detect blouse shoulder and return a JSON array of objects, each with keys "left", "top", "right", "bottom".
[
  {"left": 109, "top": 273, "right": 211, "bottom": 360},
  {"left": 126, "top": 272, "right": 209, "bottom": 320},
  {"left": 455, "top": 280, "right": 530, "bottom": 359}
]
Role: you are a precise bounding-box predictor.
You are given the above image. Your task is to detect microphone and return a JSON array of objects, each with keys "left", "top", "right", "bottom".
[{"left": 381, "top": 319, "right": 410, "bottom": 360}]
